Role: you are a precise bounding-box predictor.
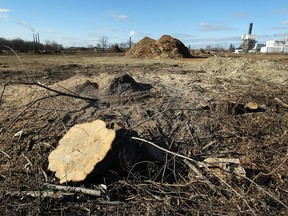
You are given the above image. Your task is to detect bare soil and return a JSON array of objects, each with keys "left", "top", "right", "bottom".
[{"left": 0, "top": 52, "right": 287, "bottom": 215}]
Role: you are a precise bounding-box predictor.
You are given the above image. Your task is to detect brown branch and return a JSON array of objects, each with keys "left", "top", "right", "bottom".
[
  {"left": 46, "top": 91, "right": 67, "bottom": 132},
  {"left": 130, "top": 108, "right": 169, "bottom": 130},
  {"left": 34, "top": 81, "right": 99, "bottom": 102}
]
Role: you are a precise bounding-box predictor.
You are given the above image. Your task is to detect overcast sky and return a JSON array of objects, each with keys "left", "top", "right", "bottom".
[{"left": 1, "top": 0, "right": 288, "bottom": 48}]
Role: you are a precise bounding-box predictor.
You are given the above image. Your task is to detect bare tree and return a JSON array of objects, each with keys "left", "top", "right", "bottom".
[{"left": 99, "top": 36, "right": 108, "bottom": 51}]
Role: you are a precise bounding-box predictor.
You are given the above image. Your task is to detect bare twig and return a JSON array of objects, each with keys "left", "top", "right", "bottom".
[
  {"left": 183, "top": 159, "right": 217, "bottom": 192},
  {"left": 21, "top": 152, "right": 33, "bottom": 166},
  {"left": 238, "top": 174, "right": 288, "bottom": 209},
  {"left": 261, "top": 153, "right": 288, "bottom": 176},
  {"left": 40, "top": 167, "right": 48, "bottom": 182},
  {"left": 0, "top": 82, "right": 8, "bottom": 103},
  {"left": 46, "top": 91, "right": 67, "bottom": 132},
  {"left": 130, "top": 108, "right": 169, "bottom": 130},
  {"left": 0, "top": 150, "right": 12, "bottom": 159},
  {"left": 131, "top": 136, "right": 256, "bottom": 215},
  {"left": 131, "top": 137, "right": 198, "bottom": 163},
  {"left": 202, "top": 140, "right": 217, "bottom": 151},
  {"left": 3, "top": 46, "right": 31, "bottom": 79}
]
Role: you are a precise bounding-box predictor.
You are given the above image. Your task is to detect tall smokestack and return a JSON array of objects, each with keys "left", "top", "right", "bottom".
[
  {"left": 248, "top": 23, "right": 253, "bottom": 35},
  {"left": 33, "top": 34, "right": 35, "bottom": 43},
  {"left": 37, "top": 33, "right": 40, "bottom": 44},
  {"left": 129, "top": 36, "right": 132, "bottom": 49},
  {"left": 129, "top": 31, "right": 136, "bottom": 49}
]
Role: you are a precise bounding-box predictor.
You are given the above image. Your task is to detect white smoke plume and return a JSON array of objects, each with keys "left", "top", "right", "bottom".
[
  {"left": 130, "top": 31, "right": 136, "bottom": 37},
  {"left": 19, "top": 21, "right": 35, "bottom": 32}
]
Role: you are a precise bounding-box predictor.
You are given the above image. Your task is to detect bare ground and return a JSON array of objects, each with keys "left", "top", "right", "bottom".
[{"left": 0, "top": 53, "right": 287, "bottom": 215}]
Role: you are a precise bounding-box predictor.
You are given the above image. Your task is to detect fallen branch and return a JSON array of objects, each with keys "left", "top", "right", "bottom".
[
  {"left": 34, "top": 81, "right": 99, "bottom": 102},
  {"left": 44, "top": 183, "right": 106, "bottom": 198},
  {"left": 131, "top": 136, "right": 198, "bottom": 164},
  {"left": 274, "top": 98, "right": 288, "bottom": 109}
]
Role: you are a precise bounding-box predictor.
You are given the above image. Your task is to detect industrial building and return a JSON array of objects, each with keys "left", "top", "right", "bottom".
[
  {"left": 260, "top": 37, "right": 288, "bottom": 53},
  {"left": 235, "top": 23, "right": 258, "bottom": 53},
  {"left": 241, "top": 23, "right": 257, "bottom": 53},
  {"left": 235, "top": 23, "right": 288, "bottom": 54}
]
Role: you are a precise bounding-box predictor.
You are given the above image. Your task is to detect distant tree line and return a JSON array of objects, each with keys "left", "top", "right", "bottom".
[
  {"left": 203, "top": 44, "right": 235, "bottom": 52},
  {"left": 0, "top": 38, "right": 64, "bottom": 52}
]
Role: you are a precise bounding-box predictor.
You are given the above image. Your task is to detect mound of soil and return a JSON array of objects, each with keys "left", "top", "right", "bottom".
[
  {"left": 125, "top": 35, "right": 193, "bottom": 59},
  {"left": 109, "top": 45, "right": 122, "bottom": 53},
  {"left": 74, "top": 80, "right": 99, "bottom": 98},
  {"left": 109, "top": 74, "right": 152, "bottom": 95},
  {"left": 125, "top": 37, "right": 156, "bottom": 58}
]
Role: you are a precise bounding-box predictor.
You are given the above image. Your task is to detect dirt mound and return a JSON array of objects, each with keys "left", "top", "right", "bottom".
[
  {"left": 109, "top": 74, "right": 152, "bottom": 95},
  {"left": 125, "top": 37, "right": 156, "bottom": 58},
  {"left": 125, "top": 35, "right": 193, "bottom": 59},
  {"left": 74, "top": 80, "right": 99, "bottom": 98},
  {"left": 109, "top": 45, "right": 122, "bottom": 53}
]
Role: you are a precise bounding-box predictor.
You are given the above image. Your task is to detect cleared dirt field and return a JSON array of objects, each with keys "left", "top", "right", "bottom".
[{"left": 0, "top": 52, "right": 287, "bottom": 215}]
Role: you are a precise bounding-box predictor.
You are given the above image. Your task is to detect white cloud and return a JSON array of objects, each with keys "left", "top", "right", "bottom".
[
  {"left": 276, "top": 9, "right": 288, "bottom": 14},
  {"left": 271, "top": 26, "right": 288, "bottom": 30},
  {"left": 0, "top": 8, "right": 11, "bottom": 21},
  {"left": 198, "top": 22, "right": 234, "bottom": 32},
  {"left": 0, "top": 8, "right": 11, "bottom": 13},
  {"left": 283, "top": 21, "right": 288, "bottom": 25},
  {"left": 46, "top": 29, "right": 59, "bottom": 34},
  {"left": 187, "top": 35, "right": 240, "bottom": 43},
  {"left": 101, "top": 27, "right": 125, "bottom": 33},
  {"left": 113, "top": 14, "right": 128, "bottom": 20}
]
